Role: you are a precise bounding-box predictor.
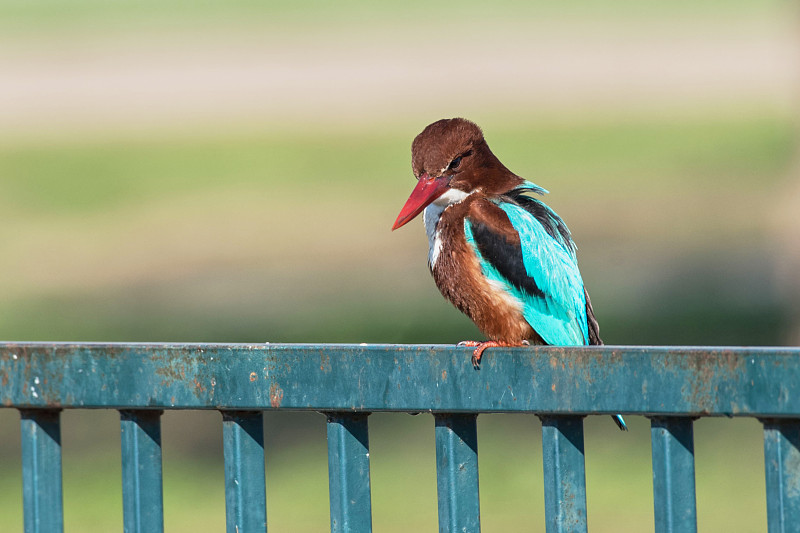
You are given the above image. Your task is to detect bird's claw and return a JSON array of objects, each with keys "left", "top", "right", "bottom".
[
  {"left": 457, "top": 341, "right": 490, "bottom": 370},
  {"left": 460, "top": 340, "right": 529, "bottom": 369},
  {"left": 457, "top": 340, "right": 485, "bottom": 368},
  {"left": 471, "top": 351, "right": 484, "bottom": 368}
]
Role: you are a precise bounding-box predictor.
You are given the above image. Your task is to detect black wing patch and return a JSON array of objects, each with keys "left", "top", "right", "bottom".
[
  {"left": 584, "top": 287, "right": 603, "bottom": 345},
  {"left": 468, "top": 218, "right": 546, "bottom": 300},
  {"left": 502, "top": 189, "right": 575, "bottom": 254}
]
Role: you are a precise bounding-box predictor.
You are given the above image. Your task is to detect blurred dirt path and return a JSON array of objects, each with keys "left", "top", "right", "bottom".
[{"left": 0, "top": 16, "right": 798, "bottom": 136}]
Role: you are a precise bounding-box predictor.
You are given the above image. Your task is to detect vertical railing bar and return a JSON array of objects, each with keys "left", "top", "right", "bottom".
[
  {"left": 434, "top": 413, "right": 481, "bottom": 533},
  {"left": 326, "top": 412, "right": 373, "bottom": 533},
  {"left": 120, "top": 410, "right": 164, "bottom": 533},
  {"left": 222, "top": 410, "right": 267, "bottom": 533},
  {"left": 762, "top": 418, "right": 800, "bottom": 533},
  {"left": 540, "top": 415, "right": 588, "bottom": 533},
  {"left": 650, "top": 417, "right": 697, "bottom": 533},
  {"left": 20, "top": 409, "right": 64, "bottom": 533}
]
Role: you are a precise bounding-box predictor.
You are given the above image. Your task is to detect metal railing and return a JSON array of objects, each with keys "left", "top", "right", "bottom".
[{"left": 2, "top": 343, "right": 799, "bottom": 532}]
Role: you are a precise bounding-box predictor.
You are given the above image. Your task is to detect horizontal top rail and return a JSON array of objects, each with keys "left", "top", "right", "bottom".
[{"left": 1, "top": 343, "right": 800, "bottom": 416}]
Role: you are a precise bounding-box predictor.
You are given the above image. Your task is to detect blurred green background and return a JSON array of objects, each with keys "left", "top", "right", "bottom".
[{"left": 1, "top": 1, "right": 798, "bottom": 531}]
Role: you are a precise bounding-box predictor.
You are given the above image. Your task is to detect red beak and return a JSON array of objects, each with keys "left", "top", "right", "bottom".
[{"left": 392, "top": 174, "right": 450, "bottom": 230}]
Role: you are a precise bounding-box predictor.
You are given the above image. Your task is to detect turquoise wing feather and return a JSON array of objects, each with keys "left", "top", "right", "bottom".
[{"left": 463, "top": 184, "right": 589, "bottom": 346}]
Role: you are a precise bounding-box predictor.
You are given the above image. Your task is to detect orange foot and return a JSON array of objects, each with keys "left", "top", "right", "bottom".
[{"left": 457, "top": 340, "right": 529, "bottom": 367}]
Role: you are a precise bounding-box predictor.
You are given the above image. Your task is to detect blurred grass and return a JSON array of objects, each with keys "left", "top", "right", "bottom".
[
  {"left": 0, "top": 411, "right": 768, "bottom": 532},
  {"left": 1, "top": 112, "right": 796, "bottom": 344},
  {"left": 0, "top": 0, "right": 785, "bottom": 32},
  {"left": 2, "top": 115, "right": 793, "bottom": 214}
]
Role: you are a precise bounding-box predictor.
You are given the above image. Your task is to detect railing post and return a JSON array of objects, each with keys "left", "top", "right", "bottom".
[
  {"left": 20, "top": 409, "right": 64, "bottom": 533},
  {"left": 434, "top": 413, "right": 481, "bottom": 533},
  {"left": 540, "top": 415, "right": 588, "bottom": 533},
  {"left": 650, "top": 417, "right": 697, "bottom": 533},
  {"left": 120, "top": 410, "right": 164, "bottom": 533},
  {"left": 326, "top": 413, "right": 373, "bottom": 533},
  {"left": 762, "top": 419, "right": 800, "bottom": 533},
  {"left": 222, "top": 411, "right": 267, "bottom": 533}
]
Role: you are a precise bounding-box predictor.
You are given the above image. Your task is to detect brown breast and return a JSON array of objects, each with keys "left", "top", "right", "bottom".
[{"left": 430, "top": 195, "right": 540, "bottom": 344}]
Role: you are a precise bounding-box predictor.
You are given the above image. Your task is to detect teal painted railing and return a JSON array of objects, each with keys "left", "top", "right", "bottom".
[{"left": 2, "top": 343, "right": 800, "bottom": 532}]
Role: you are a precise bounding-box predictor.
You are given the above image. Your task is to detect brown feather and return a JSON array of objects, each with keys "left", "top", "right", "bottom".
[
  {"left": 411, "top": 117, "right": 595, "bottom": 348},
  {"left": 411, "top": 118, "right": 523, "bottom": 195},
  {"left": 431, "top": 195, "right": 542, "bottom": 344}
]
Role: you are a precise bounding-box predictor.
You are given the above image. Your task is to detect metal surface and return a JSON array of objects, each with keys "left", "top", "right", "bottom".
[
  {"left": 541, "top": 416, "right": 588, "bottom": 533},
  {"left": 326, "top": 413, "right": 373, "bottom": 533},
  {"left": 120, "top": 410, "right": 164, "bottom": 533},
  {"left": 434, "top": 413, "right": 481, "bottom": 533},
  {"left": 650, "top": 417, "right": 697, "bottom": 533},
  {"left": 20, "top": 409, "right": 63, "bottom": 533},
  {"left": 3, "top": 343, "right": 800, "bottom": 416},
  {"left": 5, "top": 342, "right": 800, "bottom": 533},
  {"left": 763, "top": 419, "right": 800, "bottom": 533},
  {"left": 222, "top": 411, "right": 267, "bottom": 533}
]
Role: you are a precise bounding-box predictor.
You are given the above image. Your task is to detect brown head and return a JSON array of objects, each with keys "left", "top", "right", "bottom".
[{"left": 393, "top": 118, "right": 521, "bottom": 230}]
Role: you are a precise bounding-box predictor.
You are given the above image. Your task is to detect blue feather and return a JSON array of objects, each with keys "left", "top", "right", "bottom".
[
  {"left": 465, "top": 187, "right": 629, "bottom": 431},
  {"left": 464, "top": 183, "right": 590, "bottom": 346},
  {"left": 464, "top": 182, "right": 628, "bottom": 431}
]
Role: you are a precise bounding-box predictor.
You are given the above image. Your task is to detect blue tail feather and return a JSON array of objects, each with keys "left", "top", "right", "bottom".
[{"left": 612, "top": 414, "right": 628, "bottom": 431}]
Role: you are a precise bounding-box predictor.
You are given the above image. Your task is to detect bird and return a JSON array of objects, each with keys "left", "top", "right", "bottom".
[{"left": 392, "top": 118, "right": 627, "bottom": 431}]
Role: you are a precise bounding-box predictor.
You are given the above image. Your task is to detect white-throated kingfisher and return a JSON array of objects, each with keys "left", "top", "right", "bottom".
[{"left": 393, "top": 118, "right": 626, "bottom": 431}]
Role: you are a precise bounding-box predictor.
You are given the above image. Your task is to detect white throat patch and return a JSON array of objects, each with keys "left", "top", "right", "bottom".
[{"left": 423, "top": 189, "right": 471, "bottom": 269}]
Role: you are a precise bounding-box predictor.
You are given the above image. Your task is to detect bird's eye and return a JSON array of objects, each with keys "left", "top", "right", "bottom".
[{"left": 447, "top": 150, "right": 472, "bottom": 172}]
